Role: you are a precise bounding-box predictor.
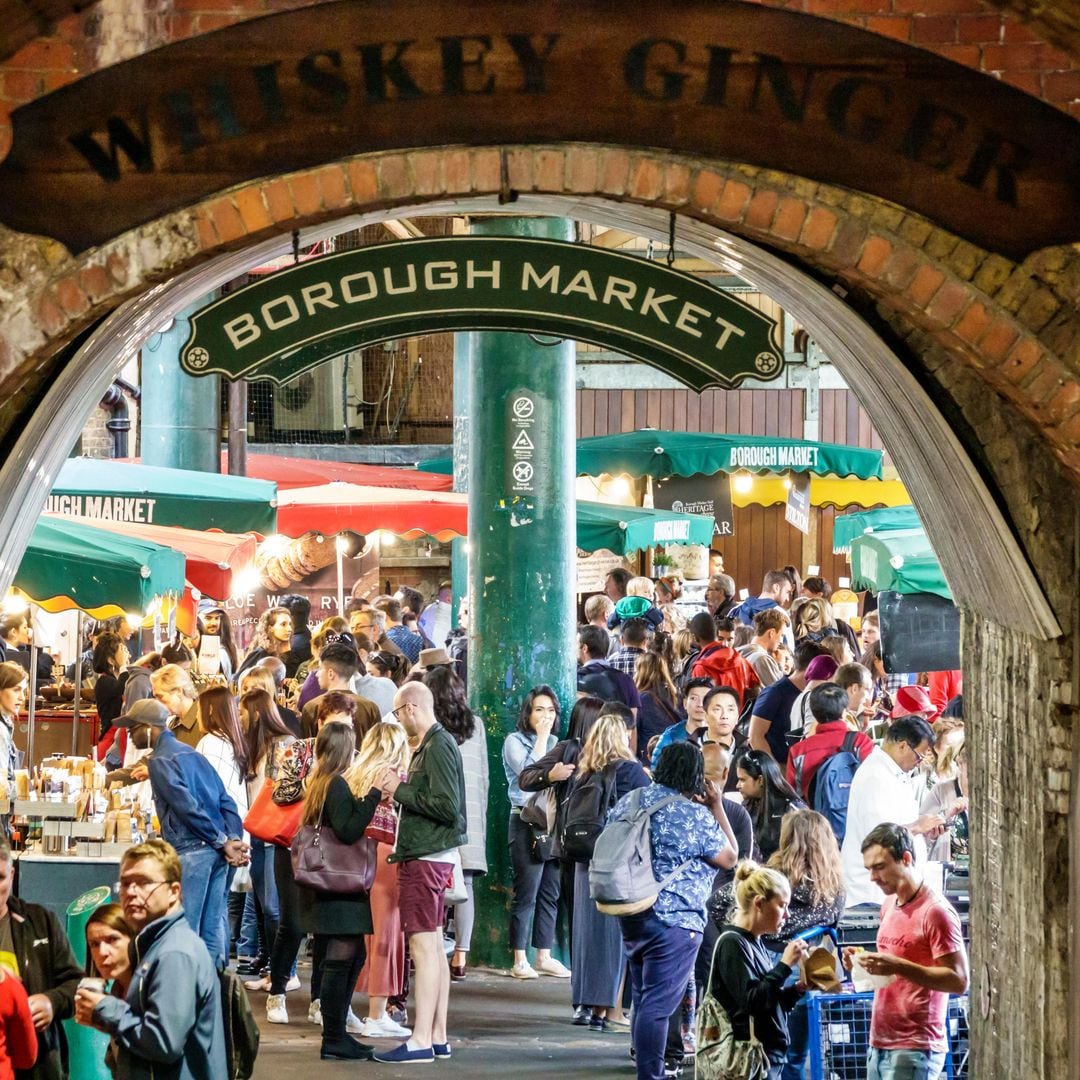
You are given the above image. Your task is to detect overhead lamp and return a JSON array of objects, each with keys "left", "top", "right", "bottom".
[
  {"left": 260, "top": 534, "right": 289, "bottom": 557},
  {"left": 336, "top": 530, "right": 369, "bottom": 559},
  {"left": 611, "top": 475, "right": 631, "bottom": 498},
  {"left": 380, "top": 531, "right": 397, "bottom": 547},
  {"left": 0, "top": 594, "right": 28, "bottom": 616},
  {"left": 732, "top": 472, "right": 754, "bottom": 495}
]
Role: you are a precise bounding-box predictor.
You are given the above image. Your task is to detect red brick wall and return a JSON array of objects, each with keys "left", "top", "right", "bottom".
[{"left": 0, "top": 0, "right": 1077, "bottom": 161}]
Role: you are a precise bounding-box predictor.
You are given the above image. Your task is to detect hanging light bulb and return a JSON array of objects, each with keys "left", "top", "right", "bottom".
[{"left": 732, "top": 472, "right": 754, "bottom": 495}]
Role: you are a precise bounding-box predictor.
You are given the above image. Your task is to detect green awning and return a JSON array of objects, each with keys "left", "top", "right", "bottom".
[
  {"left": 833, "top": 504, "right": 923, "bottom": 554},
  {"left": 16, "top": 517, "right": 187, "bottom": 617},
  {"left": 577, "top": 430, "right": 882, "bottom": 480},
  {"left": 576, "top": 501, "right": 714, "bottom": 556},
  {"left": 47, "top": 458, "right": 278, "bottom": 533},
  {"left": 419, "top": 429, "right": 883, "bottom": 483},
  {"left": 849, "top": 528, "right": 952, "bottom": 600},
  {"left": 416, "top": 457, "right": 453, "bottom": 476}
]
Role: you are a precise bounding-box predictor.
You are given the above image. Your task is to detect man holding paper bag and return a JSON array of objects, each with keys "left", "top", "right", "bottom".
[{"left": 842, "top": 823, "right": 968, "bottom": 1080}]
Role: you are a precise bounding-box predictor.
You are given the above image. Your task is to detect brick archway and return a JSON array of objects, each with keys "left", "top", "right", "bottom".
[{"left": 4, "top": 144, "right": 1079, "bottom": 483}]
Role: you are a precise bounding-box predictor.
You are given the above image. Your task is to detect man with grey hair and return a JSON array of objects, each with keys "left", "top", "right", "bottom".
[
  {"left": 704, "top": 573, "right": 737, "bottom": 620},
  {"left": 375, "top": 682, "right": 466, "bottom": 1065},
  {"left": 346, "top": 600, "right": 403, "bottom": 658}
]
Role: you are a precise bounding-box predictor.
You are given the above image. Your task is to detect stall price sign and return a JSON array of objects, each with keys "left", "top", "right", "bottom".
[{"left": 785, "top": 472, "right": 812, "bottom": 534}]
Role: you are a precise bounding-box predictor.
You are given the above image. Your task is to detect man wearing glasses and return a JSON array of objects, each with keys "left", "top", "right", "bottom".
[
  {"left": 75, "top": 839, "right": 227, "bottom": 1077},
  {"left": 346, "top": 600, "right": 403, "bottom": 658},
  {"left": 840, "top": 716, "right": 945, "bottom": 909}
]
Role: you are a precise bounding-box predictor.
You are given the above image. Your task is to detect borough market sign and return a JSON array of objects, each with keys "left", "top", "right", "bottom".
[
  {"left": 0, "top": 0, "right": 1076, "bottom": 257},
  {"left": 179, "top": 237, "right": 783, "bottom": 390}
]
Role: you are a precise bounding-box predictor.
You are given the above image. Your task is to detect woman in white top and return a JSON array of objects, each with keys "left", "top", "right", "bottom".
[{"left": 195, "top": 685, "right": 250, "bottom": 817}]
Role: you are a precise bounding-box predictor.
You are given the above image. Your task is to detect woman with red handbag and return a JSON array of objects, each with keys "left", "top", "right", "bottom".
[
  {"left": 297, "top": 720, "right": 383, "bottom": 1061},
  {"left": 349, "top": 722, "right": 412, "bottom": 1039}
]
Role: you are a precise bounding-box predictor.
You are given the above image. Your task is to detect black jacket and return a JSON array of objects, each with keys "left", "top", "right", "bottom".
[
  {"left": 709, "top": 925, "right": 802, "bottom": 1065},
  {"left": 7, "top": 897, "right": 83, "bottom": 1080},
  {"left": 519, "top": 738, "right": 581, "bottom": 860}
]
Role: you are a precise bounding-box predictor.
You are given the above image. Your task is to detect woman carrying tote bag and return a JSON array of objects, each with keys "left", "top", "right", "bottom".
[
  {"left": 697, "top": 863, "right": 808, "bottom": 1080},
  {"left": 296, "top": 721, "right": 383, "bottom": 1061}
]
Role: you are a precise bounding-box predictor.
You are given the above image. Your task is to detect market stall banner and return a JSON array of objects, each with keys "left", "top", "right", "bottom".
[
  {"left": 575, "top": 501, "right": 714, "bottom": 556},
  {"left": 576, "top": 429, "right": 883, "bottom": 480},
  {"left": 832, "top": 503, "right": 923, "bottom": 554},
  {"left": 17, "top": 518, "right": 187, "bottom": 619},
  {"left": 46, "top": 458, "right": 278, "bottom": 534},
  {"left": 420, "top": 431, "right": 883, "bottom": 483},
  {"left": 849, "top": 527, "right": 951, "bottom": 600},
  {"left": 653, "top": 472, "right": 734, "bottom": 539},
  {"left": 178, "top": 237, "right": 784, "bottom": 391}
]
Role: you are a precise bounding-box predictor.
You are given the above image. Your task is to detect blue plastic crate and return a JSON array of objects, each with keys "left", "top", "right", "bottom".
[{"left": 805, "top": 991, "right": 967, "bottom": 1080}]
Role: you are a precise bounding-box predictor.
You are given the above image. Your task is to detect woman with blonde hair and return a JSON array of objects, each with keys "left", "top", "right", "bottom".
[
  {"left": 568, "top": 711, "right": 649, "bottom": 1030},
  {"left": 706, "top": 862, "right": 809, "bottom": 1079},
  {"left": 920, "top": 718, "right": 968, "bottom": 862},
  {"left": 655, "top": 575, "right": 686, "bottom": 633},
  {"left": 634, "top": 652, "right": 681, "bottom": 767},
  {"left": 345, "top": 723, "right": 413, "bottom": 1038},
  {"left": 297, "top": 722, "right": 382, "bottom": 1060},
  {"left": 790, "top": 597, "right": 834, "bottom": 644}
]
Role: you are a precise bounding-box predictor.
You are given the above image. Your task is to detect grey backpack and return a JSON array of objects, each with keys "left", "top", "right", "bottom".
[{"left": 588, "top": 787, "right": 693, "bottom": 916}]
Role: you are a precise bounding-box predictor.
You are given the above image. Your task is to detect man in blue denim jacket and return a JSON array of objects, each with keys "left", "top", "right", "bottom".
[
  {"left": 114, "top": 699, "right": 248, "bottom": 967},
  {"left": 75, "top": 839, "right": 227, "bottom": 1079}
]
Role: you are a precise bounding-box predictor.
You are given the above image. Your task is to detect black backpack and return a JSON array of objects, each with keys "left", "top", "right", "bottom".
[
  {"left": 561, "top": 762, "right": 620, "bottom": 862},
  {"left": 219, "top": 968, "right": 260, "bottom": 1079}
]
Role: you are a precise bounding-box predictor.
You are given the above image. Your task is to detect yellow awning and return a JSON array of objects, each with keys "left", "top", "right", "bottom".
[{"left": 731, "top": 476, "right": 909, "bottom": 509}]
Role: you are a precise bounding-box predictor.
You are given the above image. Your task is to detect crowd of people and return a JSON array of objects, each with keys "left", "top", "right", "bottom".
[{"left": 0, "top": 565, "right": 970, "bottom": 1079}]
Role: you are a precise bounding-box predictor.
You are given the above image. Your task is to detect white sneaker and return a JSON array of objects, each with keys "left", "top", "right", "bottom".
[
  {"left": 346, "top": 1008, "right": 365, "bottom": 1034},
  {"left": 361, "top": 1013, "right": 413, "bottom": 1038},
  {"left": 308, "top": 999, "right": 323, "bottom": 1027},
  {"left": 266, "top": 995, "right": 288, "bottom": 1024},
  {"left": 243, "top": 975, "right": 270, "bottom": 992},
  {"left": 536, "top": 956, "right": 572, "bottom": 978},
  {"left": 284, "top": 975, "right": 301, "bottom": 992},
  {"left": 510, "top": 962, "right": 539, "bottom": 980}
]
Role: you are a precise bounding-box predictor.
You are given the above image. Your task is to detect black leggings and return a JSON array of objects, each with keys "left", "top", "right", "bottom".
[
  {"left": 269, "top": 844, "right": 305, "bottom": 995},
  {"left": 316, "top": 934, "right": 367, "bottom": 1043}
]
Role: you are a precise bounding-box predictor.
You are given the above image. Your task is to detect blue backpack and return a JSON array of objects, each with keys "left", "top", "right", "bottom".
[{"left": 795, "top": 732, "right": 861, "bottom": 844}]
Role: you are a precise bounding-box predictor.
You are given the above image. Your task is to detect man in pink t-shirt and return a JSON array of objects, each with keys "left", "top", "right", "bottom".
[{"left": 842, "top": 823, "right": 968, "bottom": 1080}]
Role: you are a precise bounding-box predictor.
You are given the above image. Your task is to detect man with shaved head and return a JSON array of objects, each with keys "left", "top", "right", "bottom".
[{"left": 375, "top": 681, "right": 467, "bottom": 1065}]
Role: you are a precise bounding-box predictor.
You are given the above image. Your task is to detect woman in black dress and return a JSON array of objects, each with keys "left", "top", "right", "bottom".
[{"left": 297, "top": 721, "right": 382, "bottom": 1061}]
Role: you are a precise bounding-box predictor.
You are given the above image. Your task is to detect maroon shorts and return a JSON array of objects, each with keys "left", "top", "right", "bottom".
[{"left": 398, "top": 859, "right": 452, "bottom": 935}]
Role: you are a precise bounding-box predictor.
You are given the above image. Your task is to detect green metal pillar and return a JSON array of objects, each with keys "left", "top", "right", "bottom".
[
  {"left": 140, "top": 297, "right": 221, "bottom": 471},
  {"left": 467, "top": 217, "right": 577, "bottom": 967},
  {"left": 450, "top": 332, "right": 471, "bottom": 627}
]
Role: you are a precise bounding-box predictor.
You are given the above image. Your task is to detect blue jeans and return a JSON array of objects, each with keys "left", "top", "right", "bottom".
[
  {"left": 780, "top": 993, "right": 810, "bottom": 1079},
  {"left": 867, "top": 1048, "right": 947, "bottom": 1080},
  {"left": 179, "top": 844, "right": 230, "bottom": 968},
  {"left": 619, "top": 910, "right": 702, "bottom": 1080}
]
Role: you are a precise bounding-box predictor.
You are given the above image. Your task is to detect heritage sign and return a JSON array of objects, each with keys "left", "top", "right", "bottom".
[
  {"left": 0, "top": 0, "right": 1076, "bottom": 256},
  {"left": 179, "top": 237, "right": 784, "bottom": 390}
]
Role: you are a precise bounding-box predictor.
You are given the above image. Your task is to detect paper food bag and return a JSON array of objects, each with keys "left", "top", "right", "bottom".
[
  {"left": 800, "top": 937, "right": 842, "bottom": 992},
  {"left": 850, "top": 950, "right": 896, "bottom": 992}
]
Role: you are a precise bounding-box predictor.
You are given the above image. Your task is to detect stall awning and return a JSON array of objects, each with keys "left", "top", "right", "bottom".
[
  {"left": 849, "top": 528, "right": 951, "bottom": 600},
  {"left": 418, "top": 430, "right": 883, "bottom": 482},
  {"left": 217, "top": 453, "right": 453, "bottom": 492},
  {"left": 48, "top": 516, "right": 258, "bottom": 600},
  {"left": 16, "top": 518, "right": 187, "bottom": 619},
  {"left": 576, "top": 430, "right": 883, "bottom": 480},
  {"left": 733, "top": 477, "right": 910, "bottom": 513},
  {"left": 576, "top": 502, "right": 714, "bottom": 556},
  {"left": 275, "top": 484, "right": 468, "bottom": 542},
  {"left": 49, "top": 458, "right": 278, "bottom": 533},
  {"left": 832, "top": 504, "right": 923, "bottom": 554}
]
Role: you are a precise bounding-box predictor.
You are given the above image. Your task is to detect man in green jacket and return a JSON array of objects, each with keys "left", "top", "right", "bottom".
[{"left": 375, "top": 681, "right": 466, "bottom": 1066}]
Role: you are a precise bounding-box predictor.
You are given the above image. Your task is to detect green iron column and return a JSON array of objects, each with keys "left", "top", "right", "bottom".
[
  {"left": 467, "top": 217, "right": 577, "bottom": 967},
  {"left": 140, "top": 297, "right": 221, "bottom": 471},
  {"left": 450, "top": 332, "right": 471, "bottom": 627}
]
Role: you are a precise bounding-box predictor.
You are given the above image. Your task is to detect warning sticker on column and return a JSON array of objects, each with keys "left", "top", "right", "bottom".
[{"left": 506, "top": 390, "right": 547, "bottom": 495}]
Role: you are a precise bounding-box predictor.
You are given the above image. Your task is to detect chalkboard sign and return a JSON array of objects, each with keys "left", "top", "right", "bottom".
[{"left": 878, "top": 590, "right": 960, "bottom": 674}]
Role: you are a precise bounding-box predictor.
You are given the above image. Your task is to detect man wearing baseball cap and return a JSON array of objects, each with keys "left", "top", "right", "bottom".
[{"left": 114, "top": 699, "right": 248, "bottom": 967}]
